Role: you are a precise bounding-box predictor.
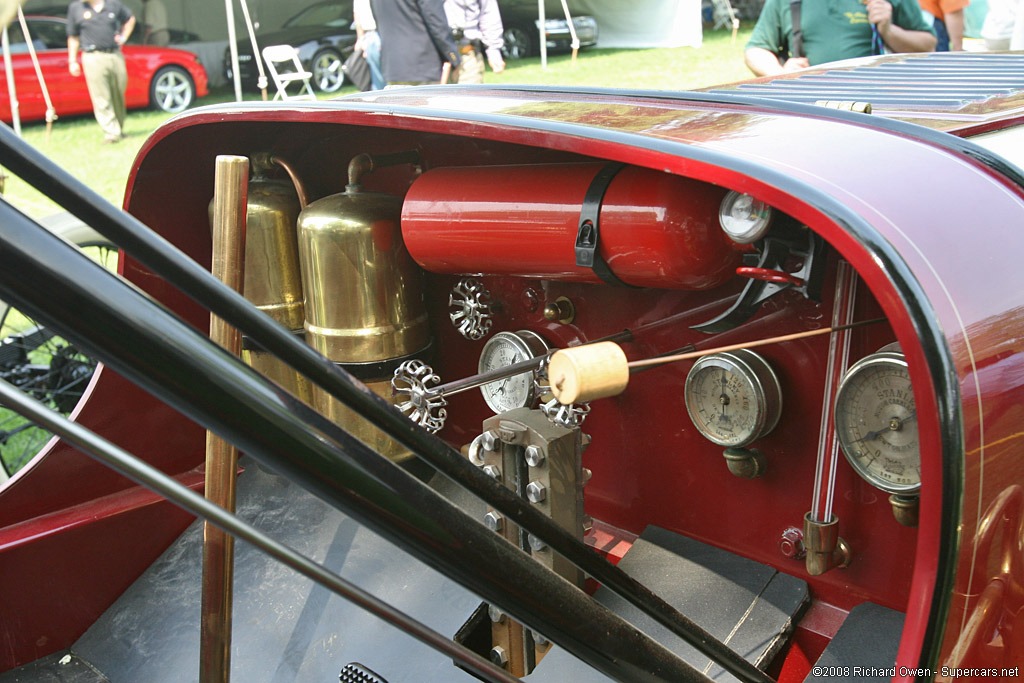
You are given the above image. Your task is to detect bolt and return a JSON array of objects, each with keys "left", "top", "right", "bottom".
[
  {"left": 533, "top": 632, "right": 549, "bottom": 646},
  {"left": 526, "top": 481, "right": 547, "bottom": 503},
  {"left": 525, "top": 445, "right": 545, "bottom": 467},
  {"left": 581, "top": 467, "right": 593, "bottom": 486},
  {"left": 489, "top": 646, "right": 509, "bottom": 669},
  {"left": 482, "top": 465, "right": 501, "bottom": 480},
  {"left": 480, "top": 430, "right": 499, "bottom": 452},
  {"left": 779, "top": 528, "right": 806, "bottom": 559},
  {"left": 484, "top": 511, "right": 504, "bottom": 532},
  {"left": 582, "top": 515, "right": 594, "bottom": 533},
  {"left": 488, "top": 605, "right": 506, "bottom": 623},
  {"left": 528, "top": 533, "right": 548, "bottom": 551}
]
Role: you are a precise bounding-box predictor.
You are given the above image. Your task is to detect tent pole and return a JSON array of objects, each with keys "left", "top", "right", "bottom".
[
  {"left": 225, "top": 0, "right": 242, "bottom": 102},
  {"left": 2, "top": 24, "right": 20, "bottom": 136}
]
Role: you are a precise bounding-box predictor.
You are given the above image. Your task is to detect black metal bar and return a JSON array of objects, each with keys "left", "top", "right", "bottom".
[
  {"left": 0, "top": 199, "right": 712, "bottom": 683},
  {"left": 0, "top": 377, "right": 519, "bottom": 683},
  {"left": 0, "top": 118, "right": 773, "bottom": 683}
]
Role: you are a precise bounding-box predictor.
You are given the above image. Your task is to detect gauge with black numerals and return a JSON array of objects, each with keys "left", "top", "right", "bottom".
[
  {"left": 478, "top": 330, "right": 550, "bottom": 414},
  {"left": 684, "top": 349, "right": 782, "bottom": 448},
  {"left": 835, "top": 344, "right": 920, "bottom": 494}
]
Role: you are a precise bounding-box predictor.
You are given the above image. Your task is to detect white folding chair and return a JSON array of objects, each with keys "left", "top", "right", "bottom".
[{"left": 262, "top": 44, "right": 317, "bottom": 101}]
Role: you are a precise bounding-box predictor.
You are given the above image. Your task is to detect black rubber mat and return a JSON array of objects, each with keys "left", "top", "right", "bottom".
[
  {"left": 527, "top": 525, "right": 810, "bottom": 682},
  {"left": 803, "top": 602, "right": 905, "bottom": 682}
]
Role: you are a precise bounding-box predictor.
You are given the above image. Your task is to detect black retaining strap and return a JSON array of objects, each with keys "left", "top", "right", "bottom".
[{"left": 574, "top": 162, "right": 637, "bottom": 288}]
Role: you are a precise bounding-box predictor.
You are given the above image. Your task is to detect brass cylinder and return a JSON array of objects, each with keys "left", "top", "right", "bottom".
[
  {"left": 201, "top": 154, "right": 248, "bottom": 683},
  {"left": 240, "top": 160, "right": 312, "bottom": 404},
  {"left": 298, "top": 186, "right": 430, "bottom": 461}
]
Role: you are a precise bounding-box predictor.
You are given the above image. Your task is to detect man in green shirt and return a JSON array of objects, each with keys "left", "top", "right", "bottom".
[{"left": 745, "top": 0, "right": 936, "bottom": 76}]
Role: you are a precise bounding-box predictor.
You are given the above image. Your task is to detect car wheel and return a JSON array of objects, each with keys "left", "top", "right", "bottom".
[
  {"left": 150, "top": 65, "right": 196, "bottom": 114},
  {"left": 312, "top": 49, "right": 344, "bottom": 93},
  {"left": 0, "top": 239, "right": 116, "bottom": 480},
  {"left": 502, "top": 25, "right": 533, "bottom": 60}
]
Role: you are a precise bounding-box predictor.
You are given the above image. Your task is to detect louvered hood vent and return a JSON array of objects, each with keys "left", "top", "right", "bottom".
[{"left": 709, "top": 53, "right": 1024, "bottom": 112}]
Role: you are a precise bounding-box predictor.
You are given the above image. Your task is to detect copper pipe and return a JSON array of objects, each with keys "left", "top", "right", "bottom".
[
  {"left": 270, "top": 154, "right": 309, "bottom": 209},
  {"left": 200, "top": 154, "right": 249, "bottom": 683}
]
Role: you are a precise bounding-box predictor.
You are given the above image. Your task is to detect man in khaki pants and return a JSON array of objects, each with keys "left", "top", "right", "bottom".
[{"left": 66, "top": 0, "right": 136, "bottom": 143}]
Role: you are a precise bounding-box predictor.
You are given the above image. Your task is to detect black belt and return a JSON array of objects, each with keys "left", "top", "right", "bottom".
[{"left": 83, "top": 47, "right": 118, "bottom": 53}]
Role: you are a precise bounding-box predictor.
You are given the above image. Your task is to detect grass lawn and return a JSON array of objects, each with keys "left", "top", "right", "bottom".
[{"left": 1, "top": 25, "right": 754, "bottom": 220}]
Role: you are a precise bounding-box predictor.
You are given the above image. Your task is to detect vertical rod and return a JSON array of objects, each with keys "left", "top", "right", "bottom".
[
  {"left": 810, "top": 260, "right": 857, "bottom": 522},
  {"left": 200, "top": 155, "right": 249, "bottom": 683}
]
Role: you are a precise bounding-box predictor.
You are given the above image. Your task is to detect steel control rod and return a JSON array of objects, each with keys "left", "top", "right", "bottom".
[{"left": 0, "top": 128, "right": 773, "bottom": 683}]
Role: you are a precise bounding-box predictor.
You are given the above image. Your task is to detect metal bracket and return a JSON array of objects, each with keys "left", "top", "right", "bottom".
[{"left": 692, "top": 227, "right": 825, "bottom": 334}]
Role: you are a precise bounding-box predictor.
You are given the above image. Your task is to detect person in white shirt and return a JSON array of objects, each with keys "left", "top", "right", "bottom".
[{"left": 443, "top": 0, "right": 505, "bottom": 84}]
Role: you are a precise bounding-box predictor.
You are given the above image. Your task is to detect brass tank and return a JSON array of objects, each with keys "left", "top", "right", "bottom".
[
  {"left": 222, "top": 154, "right": 312, "bottom": 404},
  {"left": 298, "top": 177, "right": 430, "bottom": 462},
  {"left": 209, "top": 153, "right": 313, "bottom": 405}
]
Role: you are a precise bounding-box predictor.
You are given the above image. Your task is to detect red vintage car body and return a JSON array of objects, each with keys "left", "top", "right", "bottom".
[{"left": 2, "top": 52, "right": 1024, "bottom": 681}]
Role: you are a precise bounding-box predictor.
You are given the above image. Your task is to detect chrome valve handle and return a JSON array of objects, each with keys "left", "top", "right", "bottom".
[
  {"left": 392, "top": 359, "right": 448, "bottom": 433},
  {"left": 541, "top": 397, "right": 591, "bottom": 428},
  {"left": 536, "top": 356, "right": 590, "bottom": 428},
  {"left": 449, "top": 278, "right": 493, "bottom": 341}
]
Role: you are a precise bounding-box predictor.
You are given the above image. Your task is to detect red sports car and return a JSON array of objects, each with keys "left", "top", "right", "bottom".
[{"left": 0, "top": 15, "right": 208, "bottom": 123}]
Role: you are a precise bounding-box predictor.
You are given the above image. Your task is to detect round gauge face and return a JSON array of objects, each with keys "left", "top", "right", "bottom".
[
  {"left": 835, "top": 350, "right": 920, "bottom": 494},
  {"left": 684, "top": 350, "right": 782, "bottom": 448},
  {"left": 479, "top": 331, "right": 549, "bottom": 414}
]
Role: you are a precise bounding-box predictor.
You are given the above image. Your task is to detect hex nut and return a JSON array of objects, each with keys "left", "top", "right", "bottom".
[
  {"left": 480, "top": 430, "right": 499, "bottom": 452},
  {"left": 526, "top": 481, "right": 547, "bottom": 503},
  {"left": 488, "top": 605, "right": 506, "bottom": 623},
  {"left": 524, "top": 445, "right": 545, "bottom": 468},
  {"left": 484, "top": 511, "right": 504, "bottom": 532},
  {"left": 528, "top": 533, "right": 547, "bottom": 551},
  {"left": 482, "top": 465, "right": 501, "bottom": 480},
  {"left": 489, "top": 646, "right": 509, "bottom": 669}
]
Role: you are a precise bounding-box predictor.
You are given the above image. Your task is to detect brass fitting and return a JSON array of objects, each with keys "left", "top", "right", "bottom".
[{"left": 803, "top": 512, "right": 851, "bottom": 576}]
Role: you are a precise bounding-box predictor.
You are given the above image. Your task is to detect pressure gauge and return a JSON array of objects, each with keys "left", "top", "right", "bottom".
[
  {"left": 479, "top": 330, "right": 550, "bottom": 414},
  {"left": 719, "top": 191, "right": 773, "bottom": 244},
  {"left": 684, "top": 349, "right": 782, "bottom": 447},
  {"left": 835, "top": 345, "right": 920, "bottom": 494}
]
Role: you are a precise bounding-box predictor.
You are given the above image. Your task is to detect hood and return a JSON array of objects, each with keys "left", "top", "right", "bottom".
[{"left": 704, "top": 52, "right": 1024, "bottom": 136}]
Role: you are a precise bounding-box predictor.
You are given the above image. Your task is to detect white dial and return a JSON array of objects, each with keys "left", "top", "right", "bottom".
[
  {"left": 479, "top": 330, "right": 550, "bottom": 414},
  {"left": 684, "top": 349, "right": 782, "bottom": 448},
  {"left": 835, "top": 346, "right": 920, "bottom": 494}
]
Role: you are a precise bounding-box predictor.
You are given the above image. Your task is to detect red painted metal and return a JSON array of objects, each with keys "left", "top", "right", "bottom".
[
  {"left": 4, "top": 77, "right": 1024, "bottom": 676},
  {"left": 402, "top": 163, "right": 741, "bottom": 289}
]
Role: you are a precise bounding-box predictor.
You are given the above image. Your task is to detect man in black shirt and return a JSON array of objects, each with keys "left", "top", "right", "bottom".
[
  {"left": 66, "top": 0, "right": 136, "bottom": 142},
  {"left": 371, "top": 0, "right": 460, "bottom": 85}
]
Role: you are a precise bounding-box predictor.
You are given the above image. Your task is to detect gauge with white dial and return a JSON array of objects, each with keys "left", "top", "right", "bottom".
[
  {"left": 478, "top": 330, "right": 550, "bottom": 414},
  {"left": 835, "top": 345, "right": 920, "bottom": 494},
  {"left": 684, "top": 349, "right": 782, "bottom": 448}
]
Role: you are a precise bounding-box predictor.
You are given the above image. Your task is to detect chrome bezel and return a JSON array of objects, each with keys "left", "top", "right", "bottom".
[
  {"left": 478, "top": 330, "right": 550, "bottom": 414},
  {"left": 684, "top": 349, "right": 782, "bottom": 448},
  {"left": 719, "top": 191, "right": 773, "bottom": 244},
  {"left": 834, "top": 348, "right": 920, "bottom": 495}
]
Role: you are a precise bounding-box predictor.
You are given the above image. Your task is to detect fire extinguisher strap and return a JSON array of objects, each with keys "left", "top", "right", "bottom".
[{"left": 575, "top": 162, "right": 638, "bottom": 288}]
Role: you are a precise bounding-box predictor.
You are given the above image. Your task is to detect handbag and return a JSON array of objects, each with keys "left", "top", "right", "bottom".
[{"left": 342, "top": 50, "right": 372, "bottom": 92}]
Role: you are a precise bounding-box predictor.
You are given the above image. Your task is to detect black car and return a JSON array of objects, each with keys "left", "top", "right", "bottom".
[
  {"left": 499, "top": 3, "right": 598, "bottom": 59},
  {"left": 225, "top": 1, "right": 355, "bottom": 93}
]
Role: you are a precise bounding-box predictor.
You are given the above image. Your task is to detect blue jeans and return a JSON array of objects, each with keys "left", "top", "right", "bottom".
[
  {"left": 932, "top": 15, "right": 950, "bottom": 51},
  {"left": 364, "top": 30, "right": 385, "bottom": 91}
]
